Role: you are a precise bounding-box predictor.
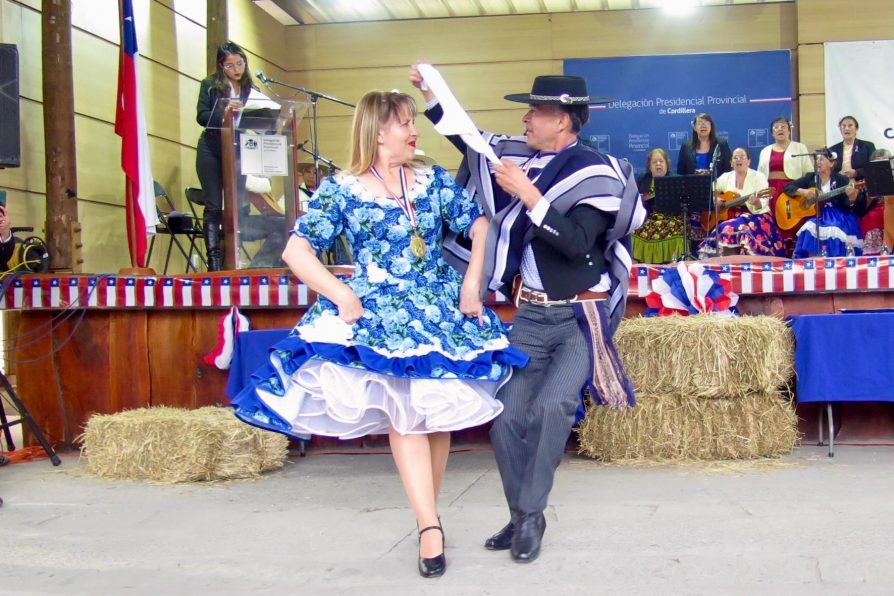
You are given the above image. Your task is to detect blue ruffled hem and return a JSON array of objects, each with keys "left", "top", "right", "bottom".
[
  {"left": 229, "top": 333, "right": 529, "bottom": 440},
  {"left": 232, "top": 401, "right": 309, "bottom": 442},
  {"left": 268, "top": 333, "right": 528, "bottom": 386}
]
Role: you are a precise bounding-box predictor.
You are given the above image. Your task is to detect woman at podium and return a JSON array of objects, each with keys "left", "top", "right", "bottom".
[
  {"left": 632, "top": 148, "right": 684, "bottom": 263},
  {"left": 699, "top": 148, "right": 784, "bottom": 257},
  {"left": 195, "top": 41, "right": 255, "bottom": 271}
]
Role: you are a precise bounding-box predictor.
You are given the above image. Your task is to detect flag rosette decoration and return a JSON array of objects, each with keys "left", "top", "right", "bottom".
[{"left": 645, "top": 262, "right": 739, "bottom": 316}]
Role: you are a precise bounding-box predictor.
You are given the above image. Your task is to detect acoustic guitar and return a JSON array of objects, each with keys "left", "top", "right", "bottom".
[
  {"left": 774, "top": 180, "right": 864, "bottom": 231},
  {"left": 700, "top": 188, "right": 772, "bottom": 231}
]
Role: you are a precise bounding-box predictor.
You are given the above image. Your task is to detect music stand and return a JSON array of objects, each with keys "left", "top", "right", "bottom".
[
  {"left": 861, "top": 160, "right": 894, "bottom": 197},
  {"left": 654, "top": 174, "right": 713, "bottom": 260}
]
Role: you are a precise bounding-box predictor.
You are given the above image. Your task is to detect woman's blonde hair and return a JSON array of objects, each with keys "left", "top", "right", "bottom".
[{"left": 348, "top": 91, "right": 418, "bottom": 175}]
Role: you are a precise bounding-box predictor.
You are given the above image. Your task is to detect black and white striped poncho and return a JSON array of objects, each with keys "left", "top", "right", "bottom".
[{"left": 443, "top": 131, "right": 646, "bottom": 335}]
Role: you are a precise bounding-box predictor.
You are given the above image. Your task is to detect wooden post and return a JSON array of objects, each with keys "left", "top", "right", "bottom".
[
  {"left": 207, "top": 1, "right": 228, "bottom": 74},
  {"left": 41, "top": 0, "right": 79, "bottom": 271}
]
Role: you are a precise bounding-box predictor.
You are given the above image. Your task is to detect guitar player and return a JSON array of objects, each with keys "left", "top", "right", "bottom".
[
  {"left": 783, "top": 148, "right": 862, "bottom": 258},
  {"left": 698, "top": 147, "right": 785, "bottom": 257}
]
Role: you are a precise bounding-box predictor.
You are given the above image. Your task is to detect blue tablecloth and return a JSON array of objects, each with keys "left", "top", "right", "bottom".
[
  {"left": 226, "top": 328, "right": 290, "bottom": 398},
  {"left": 790, "top": 312, "right": 894, "bottom": 403}
]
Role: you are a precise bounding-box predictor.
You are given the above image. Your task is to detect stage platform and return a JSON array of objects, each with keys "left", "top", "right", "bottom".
[{"left": 4, "top": 255, "right": 894, "bottom": 450}]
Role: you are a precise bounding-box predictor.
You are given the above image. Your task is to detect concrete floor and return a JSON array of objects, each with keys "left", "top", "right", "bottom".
[{"left": 2, "top": 444, "right": 893, "bottom": 596}]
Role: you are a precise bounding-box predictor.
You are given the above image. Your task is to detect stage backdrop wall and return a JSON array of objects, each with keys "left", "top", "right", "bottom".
[
  {"left": 565, "top": 51, "right": 792, "bottom": 176},
  {"left": 823, "top": 40, "right": 894, "bottom": 151}
]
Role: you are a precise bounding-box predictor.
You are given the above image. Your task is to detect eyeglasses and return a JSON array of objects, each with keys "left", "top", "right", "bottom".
[
  {"left": 772, "top": 124, "right": 789, "bottom": 131},
  {"left": 222, "top": 61, "right": 245, "bottom": 71}
]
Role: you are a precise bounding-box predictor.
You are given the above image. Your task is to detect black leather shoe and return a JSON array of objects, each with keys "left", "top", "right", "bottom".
[
  {"left": 510, "top": 512, "right": 545, "bottom": 563},
  {"left": 484, "top": 522, "right": 515, "bottom": 550},
  {"left": 418, "top": 525, "right": 446, "bottom": 578}
]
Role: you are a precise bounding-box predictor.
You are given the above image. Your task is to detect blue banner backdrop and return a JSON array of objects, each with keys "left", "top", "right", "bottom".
[{"left": 565, "top": 51, "right": 792, "bottom": 177}]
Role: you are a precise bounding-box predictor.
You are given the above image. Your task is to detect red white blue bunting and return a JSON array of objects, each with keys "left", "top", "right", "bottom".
[
  {"left": 644, "top": 262, "right": 739, "bottom": 316},
  {"left": 4, "top": 256, "right": 894, "bottom": 311},
  {"left": 1, "top": 274, "right": 310, "bottom": 310},
  {"left": 634, "top": 256, "right": 894, "bottom": 298}
]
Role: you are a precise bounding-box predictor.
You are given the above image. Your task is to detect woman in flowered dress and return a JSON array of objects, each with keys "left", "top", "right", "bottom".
[{"left": 231, "top": 91, "right": 527, "bottom": 578}]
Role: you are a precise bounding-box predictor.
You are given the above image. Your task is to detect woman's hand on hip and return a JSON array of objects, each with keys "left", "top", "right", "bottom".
[
  {"left": 459, "top": 279, "right": 484, "bottom": 326},
  {"left": 333, "top": 288, "right": 364, "bottom": 324}
]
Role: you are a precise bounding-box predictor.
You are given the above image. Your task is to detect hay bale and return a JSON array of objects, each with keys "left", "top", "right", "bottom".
[
  {"left": 614, "top": 315, "right": 794, "bottom": 399},
  {"left": 577, "top": 391, "right": 799, "bottom": 462},
  {"left": 80, "top": 406, "right": 289, "bottom": 483}
]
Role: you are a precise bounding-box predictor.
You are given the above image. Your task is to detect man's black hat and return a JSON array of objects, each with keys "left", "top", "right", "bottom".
[{"left": 504, "top": 75, "right": 612, "bottom": 106}]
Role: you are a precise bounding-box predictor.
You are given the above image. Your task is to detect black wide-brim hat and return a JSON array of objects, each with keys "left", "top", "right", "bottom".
[{"left": 504, "top": 75, "right": 613, "bottom": 105}]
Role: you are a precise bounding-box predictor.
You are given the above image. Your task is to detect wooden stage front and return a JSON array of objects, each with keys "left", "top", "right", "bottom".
[{"left": 5, "top": 255, "right": 894, "bottom": 449}]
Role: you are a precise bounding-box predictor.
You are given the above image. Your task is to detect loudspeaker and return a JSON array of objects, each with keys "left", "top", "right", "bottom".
[{"left": 0, "top": 44, "right": 20, "bottom": 168}]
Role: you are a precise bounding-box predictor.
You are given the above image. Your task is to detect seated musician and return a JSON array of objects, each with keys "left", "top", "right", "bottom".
[
  {"left": 783, "top": 148, "right": 862, "bottom": 257},
  {"left": 856, "top": 148, "right": 892, "bottom": 255},
  {"left": 632, "top": 148, "right": 685, "bottom": 263},
  {"left": 699, "top": 147, "right": 784, "bottom": 257},
  {"left": 242, "top": 174, "right": 287, "bottom": 268}
]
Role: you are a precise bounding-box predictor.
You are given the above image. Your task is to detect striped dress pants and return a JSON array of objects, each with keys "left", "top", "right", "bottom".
[{"left": 490, "top": 302, "right": 590, "bottom": 518}]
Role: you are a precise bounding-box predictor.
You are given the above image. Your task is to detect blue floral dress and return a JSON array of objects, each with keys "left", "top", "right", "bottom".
[{"left": 231, "top": 165, "right": 528, "bottom": 440}]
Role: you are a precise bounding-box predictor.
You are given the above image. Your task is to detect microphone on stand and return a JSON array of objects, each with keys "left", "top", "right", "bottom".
[
  {"left": 256, "top": 71, "right": 270, "bottom": 86},
  {"left": 710, "top": 143, "right": 721, "bottom": 165}
]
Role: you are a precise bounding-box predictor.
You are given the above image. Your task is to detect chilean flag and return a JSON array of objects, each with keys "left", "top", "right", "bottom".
[{"left": 115, "top": 0, "right": 158, "bottom": 267}]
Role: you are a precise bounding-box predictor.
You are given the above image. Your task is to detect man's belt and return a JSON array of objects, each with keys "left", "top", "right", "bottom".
[{"left": 515, "top": 284, "right": 608, "bottom": 307}]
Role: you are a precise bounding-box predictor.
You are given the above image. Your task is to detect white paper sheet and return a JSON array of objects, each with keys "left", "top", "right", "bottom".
[
  {"left": 417, "top": 64, "right": 501, "bottom": 165},
  {"left": 244, "top": 87, "right": 281, "bottom": 110}
]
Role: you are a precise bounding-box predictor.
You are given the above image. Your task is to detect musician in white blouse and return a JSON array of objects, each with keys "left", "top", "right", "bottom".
[{"left": 699, "top": 147, "right": 784, "bottom": 257}]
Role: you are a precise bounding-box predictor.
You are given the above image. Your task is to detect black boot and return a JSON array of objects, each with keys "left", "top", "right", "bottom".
[
  {"left": 510, "top": 512, "right": 546, "bottom": 563},
  {"left": 203, "top": 222, "right": 222, "bottom": 272}
]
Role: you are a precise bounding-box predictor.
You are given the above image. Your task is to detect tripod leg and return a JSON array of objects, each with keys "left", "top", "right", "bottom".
[
  {"left": 0, "top": 373, "right": 61, "bottom": 466},
  {"left": 0, "top": 397, "right": 15, "bottom": 451}
]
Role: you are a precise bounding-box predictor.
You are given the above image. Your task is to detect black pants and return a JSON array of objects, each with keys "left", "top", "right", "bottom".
[
  {"left": 490, "top": 303, "right": 590, "bottom": 517},
  {"left": 196, "top": 135, "right": 223, "bottom": 230}
]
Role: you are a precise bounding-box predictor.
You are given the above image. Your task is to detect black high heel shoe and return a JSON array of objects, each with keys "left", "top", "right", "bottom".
[{"left": 418, "top": 525, "right": 446, "bottom": 578}]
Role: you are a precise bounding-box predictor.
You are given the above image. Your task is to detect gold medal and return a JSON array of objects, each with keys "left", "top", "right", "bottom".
[{"left": 410, "top": 234, "right": 427, "bottom": 258}]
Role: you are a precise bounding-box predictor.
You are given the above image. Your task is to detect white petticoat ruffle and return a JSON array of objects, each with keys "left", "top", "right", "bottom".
[{"left": 255, "top": 359, "right": 508, "bottom": 439}]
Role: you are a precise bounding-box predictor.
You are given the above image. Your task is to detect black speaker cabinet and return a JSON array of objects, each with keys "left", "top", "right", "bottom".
[{"left": 0, "top": 43, "right": 21, "bottom": 168}]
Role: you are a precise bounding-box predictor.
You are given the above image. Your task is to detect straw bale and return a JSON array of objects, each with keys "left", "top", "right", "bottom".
[
  {"left": 577, "top": 390, "right": 799, "bottom": 462},
  {"left": 614, "top": 315, "right": 794, "bottom": 399},
  {"left": 79, "top": 406, "right": 289, "bottom": 483}
]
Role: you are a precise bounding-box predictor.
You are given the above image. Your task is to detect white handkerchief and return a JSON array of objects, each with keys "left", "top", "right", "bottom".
[
  {"left": 298, "top": 312, "right": 355, "bottom": 344},
  {"left": 418, "top": 64, "right": 500, "bottom": 165}
]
